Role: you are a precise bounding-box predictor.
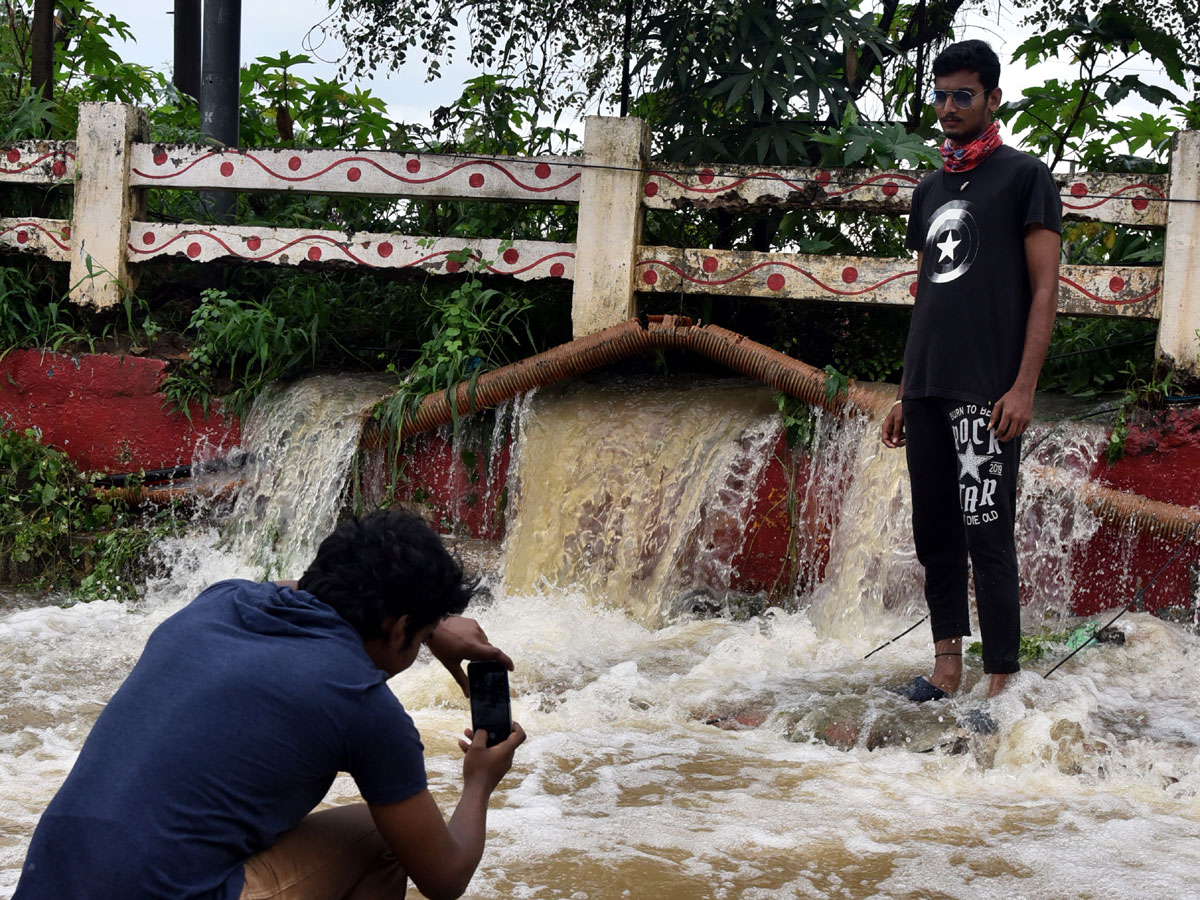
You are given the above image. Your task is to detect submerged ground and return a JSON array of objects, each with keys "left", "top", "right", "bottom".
[{"left": 3, "top": 377, "right": 1199, "bottom": 898}]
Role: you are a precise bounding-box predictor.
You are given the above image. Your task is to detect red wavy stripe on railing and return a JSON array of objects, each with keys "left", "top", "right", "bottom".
[
  {"left": 429, "top": 250, "right": 576, "bottom": 276},
  {"left": 133, "top": 151, "right": 580, "bottom": 193},
  {"left": 822, "top": 173, "right": 921, "bottom": 197},
  {"left": 128, "top": 230, "right": 377, "bottom": 264},
  {"left": 637, "top": 258, "right": 917, "bottom": 296},
  {"left": 1, "top": 220, "right": 70, "bottom": 250},
  {"left": 1057, "top": 275, "right": 1160, "bottom": 306},
  {"left": 1061, "top": 182, "right": 1167, "bottom": 211},
  {"left": 644, "top": 169, "right": 921, "bottom": 196},
  {"left": 129, "top": 230, "right": 573, "bottom": 273},
  {"left": 484, "top": 252, "right": 574, "bottom": 276},
  {"left": 0, "top": 150, "right": 75, "bottom": 176}
]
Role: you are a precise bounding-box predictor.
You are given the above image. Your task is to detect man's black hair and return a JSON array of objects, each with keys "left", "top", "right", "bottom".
[
  {"left": 932, "top": 40, "right": 1001, "bottom": 92},
  {"left": 299, "top": 509, "right": 477, "bottom": 642}
]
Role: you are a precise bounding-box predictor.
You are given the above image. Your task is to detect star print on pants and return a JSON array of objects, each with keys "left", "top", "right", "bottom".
[{"left": 957, "top": 442, "right": 991, "bottom": 483}]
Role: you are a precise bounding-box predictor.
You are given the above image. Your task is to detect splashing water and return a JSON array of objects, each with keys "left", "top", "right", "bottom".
[
  {"left": 503, "top": 378, "right": 780, "bottom": 625},
  {"left": 221, "top": 373, "right": 393, "bottom": 578},
  {"left": 3, "top": 377, "right": 1200, "bottom": 899}
]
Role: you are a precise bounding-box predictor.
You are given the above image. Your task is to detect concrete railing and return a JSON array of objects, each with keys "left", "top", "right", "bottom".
[{"left": 2, "top": 103, "right": 1197, "bottom": 371}]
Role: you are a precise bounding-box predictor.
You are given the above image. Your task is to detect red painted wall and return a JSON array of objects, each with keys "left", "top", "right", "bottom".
[
  {"left": 4, "top": 348, "right": 1194, "bottom": 619},
  {"left": 377, "top": 417, "right": 1199, "bottom": 618},
  {"left": 0, "top": 349, "right": 239, "bottom": 476},
  {"left": 1070, "top": 407, "right": 1200, "bottom": 616}
]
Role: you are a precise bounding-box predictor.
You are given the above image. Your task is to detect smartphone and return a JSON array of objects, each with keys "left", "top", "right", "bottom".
[{"left": 468, "top": 661, "right": 513, "bottom": 747}]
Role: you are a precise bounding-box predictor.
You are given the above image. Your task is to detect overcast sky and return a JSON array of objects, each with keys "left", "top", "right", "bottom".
[
  {"left": 99, "top": 0, "right": 481, "bottom": 125},
  {"left": 98, "top": 1, "right": 1173, "bottom": 141}
]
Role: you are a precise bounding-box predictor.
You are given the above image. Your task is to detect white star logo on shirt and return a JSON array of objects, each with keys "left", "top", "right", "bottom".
[
  {"left": 957, "top": 443, "right": 991, "bottom": 483},
  {"left": 937, "top": 231, "right": 961, "bottom": 262}
]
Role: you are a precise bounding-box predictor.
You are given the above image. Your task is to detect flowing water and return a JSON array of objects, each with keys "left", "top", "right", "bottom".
[
  {"left": 220, "top": 372, "right": 394, "bottom": 577},
  {"left": 503, "top": 379, "right": 781, "bottom": 625},
  {"left": 3, "top": 376, "right": 1200, "bottom": 899}
]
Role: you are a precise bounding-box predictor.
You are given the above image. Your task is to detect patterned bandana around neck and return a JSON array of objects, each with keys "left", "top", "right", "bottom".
[{"left": 940, "top": 120, "right": 1002, "bottom": 173}]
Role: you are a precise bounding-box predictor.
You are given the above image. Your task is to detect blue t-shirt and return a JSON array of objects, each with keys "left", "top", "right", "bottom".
[{"left": 14, "top": 580, "right": 428, "bottom": 900}]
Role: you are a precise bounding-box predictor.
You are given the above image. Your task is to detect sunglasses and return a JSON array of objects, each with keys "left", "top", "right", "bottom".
[{"left": 926, "top": 88, "right": 990, "bottom": 109}]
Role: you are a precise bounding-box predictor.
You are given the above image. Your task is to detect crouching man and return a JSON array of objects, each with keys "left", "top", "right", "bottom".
[{"left": 15, "top": 509, "right": 525, "bottom": 900}]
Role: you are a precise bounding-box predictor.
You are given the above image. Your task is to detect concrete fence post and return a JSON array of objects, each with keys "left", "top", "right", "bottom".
[
  {"left": 69, "top": 102, "right": 148, "bottom": 310},
  {"left": 1157, "top": 129, "right": 1200, "bottom": 374},
  {"left": 571, "top": 116, "right": 650, "bottom": 337}
]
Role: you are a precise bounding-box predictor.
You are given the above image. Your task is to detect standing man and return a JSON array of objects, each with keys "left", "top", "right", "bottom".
[
  {"left": 15, "top": 509, "right": 525, "bottom": 899},
  {"left": 881, "top": 39, "right": 1062, "bottom": 701}
]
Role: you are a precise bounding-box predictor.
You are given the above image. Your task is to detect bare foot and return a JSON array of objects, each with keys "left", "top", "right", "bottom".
[
  {"left": 929, "top": 637, "right": 963, "bottom": 695},
  {"left": 985, "top": 672, "right": 1014, "bottom": 698}
]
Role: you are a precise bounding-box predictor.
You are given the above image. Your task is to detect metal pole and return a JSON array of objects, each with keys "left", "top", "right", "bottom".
[
  {"left": 619, "top": 0, "right": 632, "bottom": 117},
  {"left": 172, "top": 0, "right": 201, "bottom": 102},
  {"left": 200, "top": 0, "right": 241, "bottom": 222}
]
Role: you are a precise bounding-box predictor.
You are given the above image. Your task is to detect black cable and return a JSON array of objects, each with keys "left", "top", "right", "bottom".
[
  {"left": 863, "top": 614, "right": 929, "bottom": 659},
  {"left": 1043, "top": 335, "right": 1155, "bottom": 362},
  {"left": 1043, "top": 520, "right": 1200, "bottom": 679},
  {"left": 1022, "top": 425, "right": 1063, "bottom": 460},
  {"left": 1021, "top": 403, "right": 1125, "bottom": 461}
]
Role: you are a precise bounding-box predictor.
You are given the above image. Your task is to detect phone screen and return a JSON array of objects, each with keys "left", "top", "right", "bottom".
[{"left": 468, "top": 661, "right": 512, "bottom": 747}]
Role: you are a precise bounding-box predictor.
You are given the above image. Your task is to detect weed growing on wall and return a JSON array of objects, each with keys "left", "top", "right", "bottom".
[
  {"left": 1105, "top": 359, "right": 1175, "bottom": 463},
  {"left": 163, "top": 288, "right": 324, "bottom": 418},
  {"left": 377, "top": 259, "right": 535, "bottom": 436}
]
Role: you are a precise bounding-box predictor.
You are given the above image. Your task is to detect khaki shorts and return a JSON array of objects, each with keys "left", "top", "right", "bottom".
[{"left": 240, "top": 803, "right": 407, "bottom": 900}]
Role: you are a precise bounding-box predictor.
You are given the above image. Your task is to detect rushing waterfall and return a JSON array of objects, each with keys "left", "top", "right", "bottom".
[
  {"left": 502, "top": 377, "right": 781, "bottom": 625},
  {"left": 221, "top": 373, "right": 394, "bottom": 579},
  {"left": 4, "top": 376, "right": 1200, "bottom": 899}
]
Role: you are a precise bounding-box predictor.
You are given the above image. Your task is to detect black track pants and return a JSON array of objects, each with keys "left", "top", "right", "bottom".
[{"left": 903, "top": 397, "right": 1021, "bottom": 674}]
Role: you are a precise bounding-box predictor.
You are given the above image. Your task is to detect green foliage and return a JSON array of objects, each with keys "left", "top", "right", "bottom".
[
  {"left": 967, "top": 623, "right": 1119, "bottom": 662},
  {"left": 326, "top": 0, "right": 957, "bottom": 173},
  {"left": 0, "top": 266, "right": 78, "bottom": 351},
  {"left": 808, "top": 106, "right": 940, "bottom": 169},
  {"left": 395, "top": 75, "right": 579, "bottom": 245},
  {"left": 775, "top": 392, "right": 818, "bottom": 451},
  {"left": 1003, "top": 1, "right": 1197, "bottom": 169},
  {"left": 0, "top": 1, "right": 161, "bottom": 134},
  {"left": 633, "top": 0, "right": 905, "bottom": 167},
  {"left": 822, "top": 364, "right": 849, "bottom": 405},
  {"left": 1061, "top": 221, "right": 1164, "bottom": 267},
  {"left": 967, "top": 634, "right": 1055, "bottom": 662},
  {"left": 1039, "top": 216, "right": 1163, "bottom": 401},
  {"left": 1039, "top": 317, "right": 1157, "bottom": 398},
  {"left": 378, "top": 263, "right": 534, "bottom": 434},
  {"left": 240, "top": 51, "right": 392, "bottom": 149},
  {"left": 326, "top": 0, "right": 635, "bottom": 109},
  {"left": 425, "top": 74, "right": 576, "bottom": 157},
  {"left": 0, "top": 422, "right": 180, "bottom": 600},
  {"left": 772, "top": 367, "right": 850, "bottom": 452},
  {"left": 1105, "top": 358, "right": 1175, "bottom": 462},
  {"left": 163, "top": 288, "right": 326, "bottom": 417}
]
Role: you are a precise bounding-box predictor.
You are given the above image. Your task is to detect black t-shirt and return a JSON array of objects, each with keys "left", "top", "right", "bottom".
[{"left": 902, "top": 144, "right": 1062, "bottom": 405}]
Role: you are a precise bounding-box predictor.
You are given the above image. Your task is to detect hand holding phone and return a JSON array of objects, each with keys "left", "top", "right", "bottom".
[{"left": 468, "top": 661, "right": 512, "bottom": 747}]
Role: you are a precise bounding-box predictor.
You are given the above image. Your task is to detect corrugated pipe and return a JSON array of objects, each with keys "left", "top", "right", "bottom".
[
  {"left": 644, "top": 315, "right": 891, "bottom": 417},
  {"left": 376, "top": 314, "right": 1200, "bottom": 545},
  {"left": 96, "top": 479, "right": 243, "bottom": 508},
  {"left": 387, "top": 315, "right": 885, "bottom": 443},
  {"left": 394, "top": 318, "right": 654, "bottom": 439},
  {"left": 1027, "top": 464, "right": 1200, "bottom": 542}
]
